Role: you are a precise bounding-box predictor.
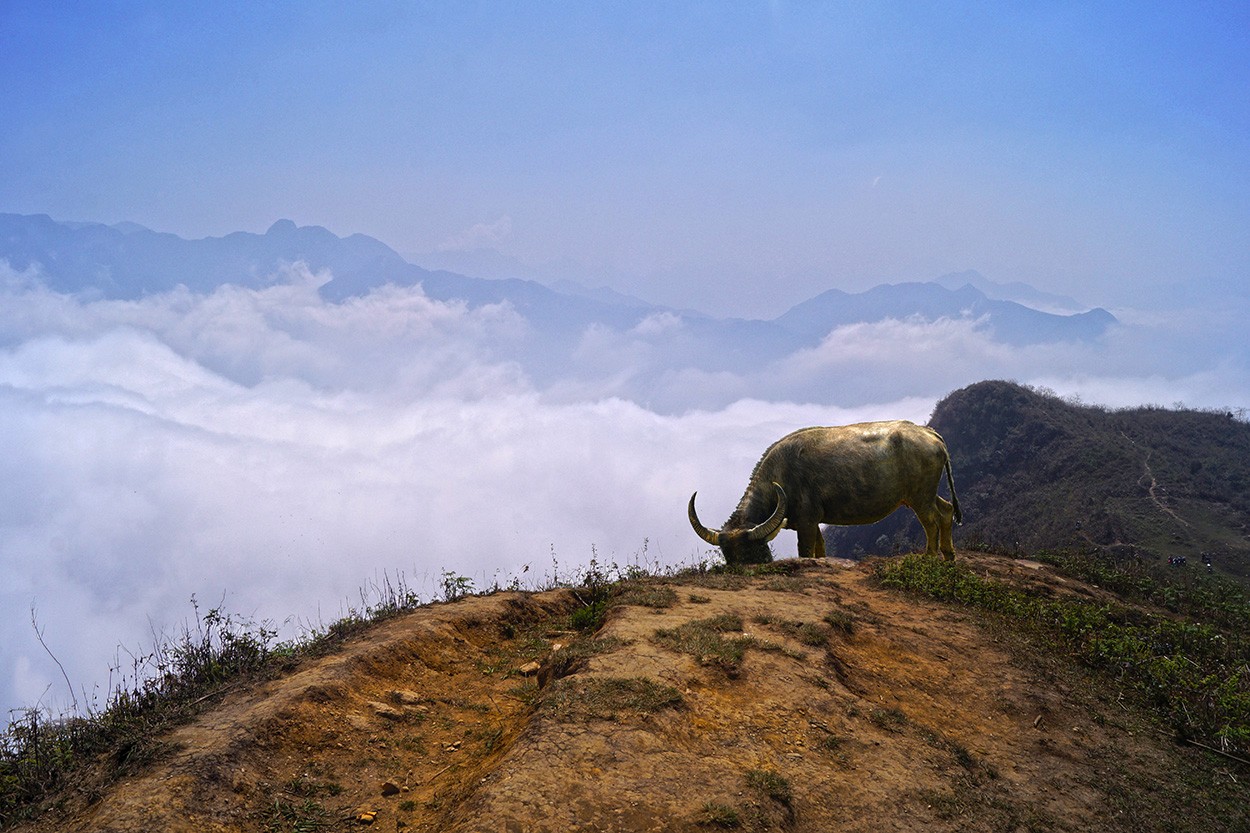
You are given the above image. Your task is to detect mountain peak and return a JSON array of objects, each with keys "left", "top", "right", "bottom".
[{"left": 266, "top": 219, "right": 298, "bottom": 236}]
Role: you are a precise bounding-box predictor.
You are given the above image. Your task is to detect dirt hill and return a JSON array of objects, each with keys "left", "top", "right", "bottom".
[
  {"left": 8, "top": 555, "right": 1246, "bottom": 832},
  {"left": 830, "top": 381, "right": 1250, "bottom": 578}
]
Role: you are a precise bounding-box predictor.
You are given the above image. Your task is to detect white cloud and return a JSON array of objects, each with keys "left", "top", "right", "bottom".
[
  {"left": 1, "top": 265, "right": 1244, "bottom": 718},
  {"left": 0, "top": 274, "right": 931, "bottom": 717}
]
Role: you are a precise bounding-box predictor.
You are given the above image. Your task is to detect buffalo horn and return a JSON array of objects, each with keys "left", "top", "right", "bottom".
[
  {"left": 746, "top": 482, "right": 787, "bottom": 541},
  {"left": 687, "top": 492, "right": 722, "bottom": 546}
]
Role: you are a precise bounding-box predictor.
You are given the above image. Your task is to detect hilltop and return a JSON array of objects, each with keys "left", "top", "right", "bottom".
[
  {"left": 830, "top": 381, "right": 1250, "bottom": 578},
  {"left": 5, "top": 553, "right": 1247, "bottom": 832}
]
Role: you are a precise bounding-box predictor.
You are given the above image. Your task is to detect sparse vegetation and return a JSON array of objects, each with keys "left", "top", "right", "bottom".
[
  {"left": 866, "top": 706, "right": 908, "bottom": 732},
  {"left": 753, "top": 615, "right": 831, "bottom": 647},
  {"left": 744, "top": 768, "right": 792, "bottom": 806},
  {"left": 539, "top": 676, "right": 683, "bottom": 722},
  {"left": 262, "top": 796, "right": 332, "bottom": 833},
  {"left": 877, "top": 553, "right": 1250, "bottom": 755},
  {"left": 613, "top": 583, "right": 679, "bottom": 609},
  {"left": 0, "top": 554, "right": 674, "bottom": 825},
  {"left": 654, "top": 615, "right": 752, "bottom": 675},
  {"left": 1, "top": 597, "right": 291, "bottom": 824},
  {"left": 568, "top": 554, "right": 690, "bottom": 631},
  {"left": 822, "top": 609, "right": 855, "bottom": 635},
  {"left": 698, "top": 801, "right": 742, "bottom": 828}
]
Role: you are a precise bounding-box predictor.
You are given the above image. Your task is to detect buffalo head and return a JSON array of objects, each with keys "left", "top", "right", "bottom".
[{"left": 688, "top": 482, "right": 787, "bottom": 566}]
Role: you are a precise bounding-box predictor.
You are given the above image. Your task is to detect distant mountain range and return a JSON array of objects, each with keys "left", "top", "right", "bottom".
[
  {"left": 0, "top": 212, "right": 1116, "bottom": 337},
  {"left": 933, "top": 269, "right": 1087, "bottom": 314},
  {"left": 0, "top": 213, "right": 1117, "bottom": 401},
  {"left": 775, "top": 282, "right": 1114, "bottom": 347}
]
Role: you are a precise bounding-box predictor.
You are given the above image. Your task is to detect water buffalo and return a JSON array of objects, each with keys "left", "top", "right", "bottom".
[{"left": 688, "top": 420, "right": 961, "bottom": 565}]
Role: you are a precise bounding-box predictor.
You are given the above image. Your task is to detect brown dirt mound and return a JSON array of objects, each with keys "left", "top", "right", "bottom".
[{"left": 11, "top": 555, "right": 1247, "bottom": 832}]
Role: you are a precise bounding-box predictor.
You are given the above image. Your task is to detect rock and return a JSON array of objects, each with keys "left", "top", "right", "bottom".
[
  {"left": 381, "top": 781, "right": 402, "bottom": 797},
  {"left": 368, "top": 701, "right": 405, "bottom": 721},
  {"left": 355, "top": 806, "right": 378, "bottom": 824},
  {"left": 517, "top": 661, "right": 542, "bottom": 676},
  {"left": 390, "top": 689, "right": 424, "bottom": 706}
]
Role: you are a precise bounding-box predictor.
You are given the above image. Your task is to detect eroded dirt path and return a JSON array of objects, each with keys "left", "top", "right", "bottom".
[
  {"left": 12, "top": 556, "right": 1247, "bottom": 832},
  {"left": 445, "top": 559, "right": 1188, "bottom": 833}
]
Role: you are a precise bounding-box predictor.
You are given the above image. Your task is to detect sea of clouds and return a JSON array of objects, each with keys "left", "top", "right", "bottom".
[{"left": 1, "top": 261, "right": 1245, "bottom": 718}]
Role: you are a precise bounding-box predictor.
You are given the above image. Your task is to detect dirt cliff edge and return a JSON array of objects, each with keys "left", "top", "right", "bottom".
[{"left": 11, "top": 556, "right": 1246, "bottom": 832}]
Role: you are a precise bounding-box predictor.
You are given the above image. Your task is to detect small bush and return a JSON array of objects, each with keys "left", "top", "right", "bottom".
[
  {"left": 745, "top": 769, "right": 792, "bottom": 805},
  {"left": 823, "top": 609, "right": 856, "bottom": 635},
  {"left": 698, "top": 801, "right": 742, "bottom": 828},
  {"left": 868, "top": 707, "right": 908, "bottom": 732},
  {"left": 570, "top": 601, "right": 608, "bottom": 632}
]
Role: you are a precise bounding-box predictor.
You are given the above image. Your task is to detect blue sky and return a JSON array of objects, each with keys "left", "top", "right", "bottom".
[{"left": 3, "top": 2, "right": 1248, "bottom": 316}]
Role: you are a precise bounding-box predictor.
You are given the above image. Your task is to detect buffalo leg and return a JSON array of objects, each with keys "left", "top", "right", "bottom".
[
  {"left": 936, "top": 496, "right": 956, "bottom": 560},
  {"left": 796, "top": 525, "right": 825, "bottom": 559},
  {"left": 912, "top": 504, "right": 942, "bottom": 558}
]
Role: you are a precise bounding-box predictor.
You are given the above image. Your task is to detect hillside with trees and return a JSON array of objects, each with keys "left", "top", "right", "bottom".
[{"left": 828, "top": 380, "right": 1250, "bottom": 578}]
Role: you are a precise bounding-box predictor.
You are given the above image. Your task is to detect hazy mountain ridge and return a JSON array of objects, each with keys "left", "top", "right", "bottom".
[
  {"left": 0, "top": 213, "right": 1116, "bottom": 350},
  {"left": 827, "top": 380, "right": 1250, "bottom": 577},
  {"left": 935, "top": 268, "right": 1088, "bottom": 313},
  {"left": 776, "top": 281, "right": 1115, "bottom": 346}
]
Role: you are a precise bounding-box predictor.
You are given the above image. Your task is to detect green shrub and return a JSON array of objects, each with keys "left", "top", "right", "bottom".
[
  {"left": 744, "top": 769, "right": 792, "bottom": 805},
  {"left": 698, "top": 802, "right": 742, "bottom": 828}
]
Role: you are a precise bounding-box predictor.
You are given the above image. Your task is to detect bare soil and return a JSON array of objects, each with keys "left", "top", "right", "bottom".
[{"left": 11, "top": 555, "right": 1247, "bottom": 832}]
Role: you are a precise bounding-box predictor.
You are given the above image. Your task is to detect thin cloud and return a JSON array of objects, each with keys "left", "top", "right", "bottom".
[{"left": 437, "top": 216, "right": 514, "bottom": 252}]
